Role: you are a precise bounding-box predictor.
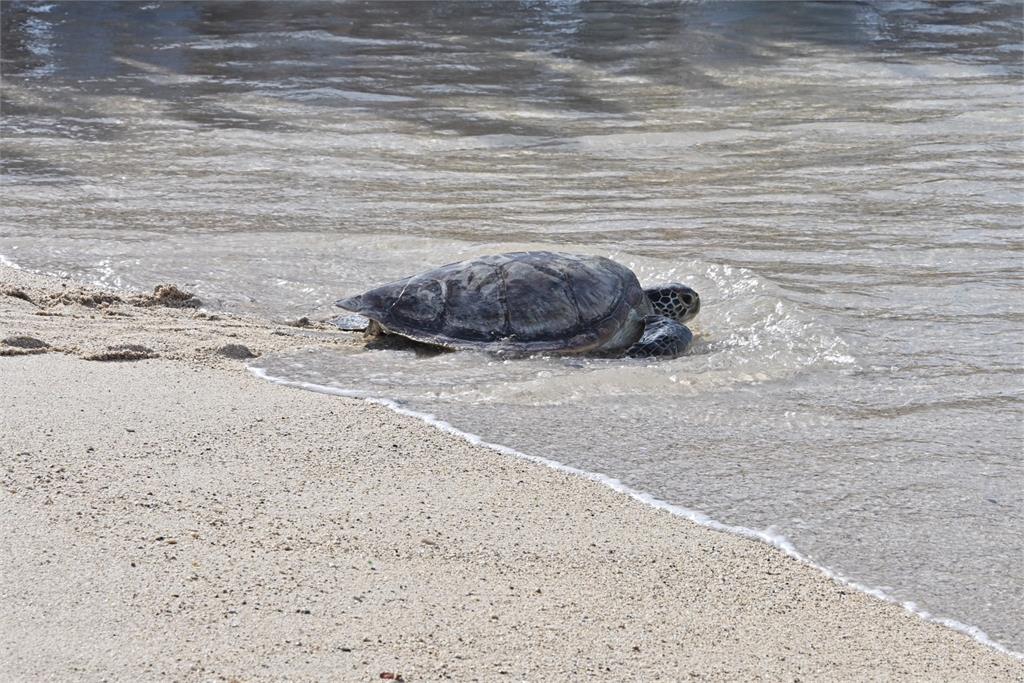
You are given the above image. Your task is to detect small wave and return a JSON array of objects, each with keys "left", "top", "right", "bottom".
[
  {"left": 256, "top": 29, "right": 445, "bottom": 50},
  {"left": 287, "top": 88, "right": 417, "bottom": 104},
  {"left": 0, "top": 253, "right": 22, "bottom": 270}
]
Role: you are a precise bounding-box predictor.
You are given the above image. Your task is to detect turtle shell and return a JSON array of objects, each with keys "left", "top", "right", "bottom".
[{"left": 336, "top": 252, "right": 652, "bottom": 355}]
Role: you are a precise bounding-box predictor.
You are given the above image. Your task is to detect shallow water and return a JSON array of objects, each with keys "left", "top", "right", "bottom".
[{"left": 2, "top": 1, "right": 1022, "bottom": 652}]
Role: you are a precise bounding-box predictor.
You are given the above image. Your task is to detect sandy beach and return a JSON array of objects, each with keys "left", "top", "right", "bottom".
[{"left": 1, "top": 265, "right": 1020, "bottom": 681}]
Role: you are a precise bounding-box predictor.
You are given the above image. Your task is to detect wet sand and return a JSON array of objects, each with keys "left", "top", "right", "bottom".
[{"left": 1, "top": 265, "right": 1021, "bottom": 681}]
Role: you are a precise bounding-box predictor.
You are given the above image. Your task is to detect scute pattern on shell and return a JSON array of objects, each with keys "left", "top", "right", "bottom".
[{"left": 337, "top": 252, "right": 651, "bottom": 354}]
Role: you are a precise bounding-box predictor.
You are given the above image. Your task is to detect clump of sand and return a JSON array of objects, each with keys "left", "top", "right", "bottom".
[
  {"left": 1, "top": 335, "right": 50, "bottom": 356},
  {"left": 0, "top": 267, "right": 359, "bottom": 368},
  {"left": 1, "top": 286, "right": 33, "bottom": 303},
  {"left": 130, "top": 283, "right": 202, "bottom": 308},
  {"left": 216, "top": 343, "right": 259, "bottom": 359},
  {"left": 45, "top": 286, "right": 123, "bottom": 308},
  {"left": 83, "top": 343, "right": 159, "bottom": 362}
]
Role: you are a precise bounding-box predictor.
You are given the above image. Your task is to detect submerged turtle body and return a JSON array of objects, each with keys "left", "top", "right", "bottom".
[{"left": 336, "top": 251, "right": 700, "bottom": 359}]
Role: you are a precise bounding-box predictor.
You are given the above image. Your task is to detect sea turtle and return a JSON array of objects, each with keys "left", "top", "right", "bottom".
[{"left": 333, "top": 251, "right": 700, "bottom": 359}]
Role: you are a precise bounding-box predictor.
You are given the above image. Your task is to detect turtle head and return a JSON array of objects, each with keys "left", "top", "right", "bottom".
[{"left": 643, "top": 284, "right": 700, "bottom": 323}]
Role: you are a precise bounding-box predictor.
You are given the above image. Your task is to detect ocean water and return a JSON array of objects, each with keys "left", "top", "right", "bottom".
[{"left": 2, "top": 1, "right": 1021, "bottom": 654}]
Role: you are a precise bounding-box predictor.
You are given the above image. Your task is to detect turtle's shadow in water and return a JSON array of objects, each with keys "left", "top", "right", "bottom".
[
  {"left": 357, "top": 332, "right": 705, "bottom": 366},
  {"left": 362, "top": 333, "right": 451, "bottom": 358}
]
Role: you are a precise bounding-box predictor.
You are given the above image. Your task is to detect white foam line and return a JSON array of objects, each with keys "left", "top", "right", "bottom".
[
  {"left": 248, "top": 365, "right": 1022, "bottom": 661},
  {"left": 0, "top": 253, "right": 23, "bottom": 270}
]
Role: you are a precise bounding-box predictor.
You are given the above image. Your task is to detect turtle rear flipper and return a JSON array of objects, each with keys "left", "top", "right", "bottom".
[{"left": 331, "top": 313, "right": 371, "bottom": 332}]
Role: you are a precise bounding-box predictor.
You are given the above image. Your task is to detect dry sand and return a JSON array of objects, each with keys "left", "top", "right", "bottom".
[{"left": 1, "top": 265, "right": 1021, "bottom": 682}]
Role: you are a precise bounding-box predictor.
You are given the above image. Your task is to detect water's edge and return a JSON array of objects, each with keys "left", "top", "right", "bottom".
[{"left": 247, "top": 365, "right": 1023, "bottom": 662}]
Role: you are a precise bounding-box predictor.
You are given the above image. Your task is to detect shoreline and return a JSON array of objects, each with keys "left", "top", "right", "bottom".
[
  {"left": 252, "top": 366, "right": 1023, "bottom": 663},
  {"left": 2, "top": 264, "right": 1022, "bottom": 680}
]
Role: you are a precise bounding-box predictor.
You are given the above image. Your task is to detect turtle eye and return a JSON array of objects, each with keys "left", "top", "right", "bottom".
[{"left": 681, "top": 294, "right": 694, "bottom": 306}]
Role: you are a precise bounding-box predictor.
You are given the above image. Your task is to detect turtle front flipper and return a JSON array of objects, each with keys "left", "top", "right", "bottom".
[{"left": 625, "top": 316, "right": 693, "bottom": 359}]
